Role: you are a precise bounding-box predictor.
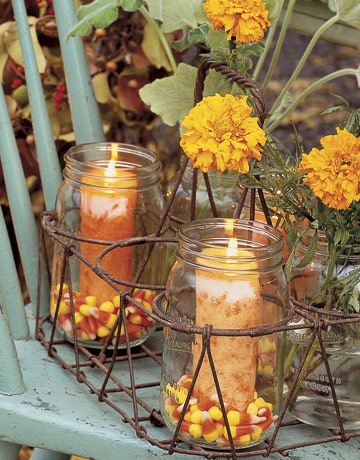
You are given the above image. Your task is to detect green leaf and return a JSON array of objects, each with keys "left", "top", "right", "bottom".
[
  {"left": 139, "top": 62, "right": 197, "bottom": 126},
  {"left": 122, "top": 0, "right": 143, "bottom": 11},
  {"left": 170, "top": 30, "right": 192, "bottom": 52},
  {"left": 67, "top": 0, "right": 122, "bottom": 37},
  {"left": 329, "top": 92, "right": 350, "bottom": 107},
  {"left": 333, "top": 228, "right": 342, "bottom": 246},
  {"left": 333, "top": 0, "right": 360, "bottom": 29},
  {"left": 145, "top": 0, "right": 201, "bottom": 33},
  {"left": 265, "top": 0, "right": 285, "bottom": 22},
  {"left": 322, "top": 247, "right": 337, "bottom": 289},
  {"left": 203, "top": 68, "right": 238, "bottom": 97},
  {"left": 207, "top": 28, "right": 229, "bottom": 48},
  {"left": 297, "top": 230, "right": 318, "bottom": 268},
  {"left": 194, "top": 3, "right": 209, "bottom": 24},
  {"left": 189, "top": 23, "right": 209, "bottom": 43},
  {"left": 320, "top": 105, "right": 347, "bottom": 115}
]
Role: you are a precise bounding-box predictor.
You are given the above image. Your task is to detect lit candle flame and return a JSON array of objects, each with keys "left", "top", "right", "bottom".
[
  {"left": 105, "top": 143, "right": 118, "bottom": 177},
  {"left": 227, "top": 237, "right": 238, "bottom": 257}
]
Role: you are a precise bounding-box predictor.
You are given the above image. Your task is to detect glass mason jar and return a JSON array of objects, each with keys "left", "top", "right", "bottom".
[
  {"left": 287, "top": 228, "right": 360, "bottom": 429},
  {"left": 167, "top": 161, "right": 240, "bottom": 227},
  {"left": 50, "top": 142, "right": 163, "bottom": 348},
  {"left": 161, "top": 162, "right": 240, "bottom": 282},
  {"left": 161, "top": 219, "right": 288, "bottom": 449}
]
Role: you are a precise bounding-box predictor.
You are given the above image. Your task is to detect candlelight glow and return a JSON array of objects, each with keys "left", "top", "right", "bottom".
[
  {"left": 105, "top": 143, "right": 118, "bottom": 177},
  {"left": 227, "top": 237, "right": 238, "bottom": 257},
  {"left": 225, "top": 219, "right": 234, "bottom": 237}
]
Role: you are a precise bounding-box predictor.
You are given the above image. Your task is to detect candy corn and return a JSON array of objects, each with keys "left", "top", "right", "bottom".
[
  {"left": 163, "top": 373, "right": 276, "bottom": 447},
  {"left": 52, "top": 288, "right": 156, "bottom": 344}
]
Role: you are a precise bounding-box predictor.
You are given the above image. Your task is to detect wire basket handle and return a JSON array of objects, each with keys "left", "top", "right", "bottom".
[{"left": 194, "top": 58, "right": 265, "bottom": 125}]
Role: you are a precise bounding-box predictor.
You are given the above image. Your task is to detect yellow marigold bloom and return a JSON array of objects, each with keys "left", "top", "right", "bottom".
[
  {"left": 299, "top": 128, "right": 360, "bottom": 210},
  {"left": 204, "top": 0, "right": 270, "bottom": 44},
  {"left": 180, "top": 93, "right": 266, "bottom": 174}
]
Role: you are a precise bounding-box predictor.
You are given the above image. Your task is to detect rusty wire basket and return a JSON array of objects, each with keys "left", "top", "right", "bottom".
[{"left": 36, "top": 59, "right": 360, "bottom": 459}]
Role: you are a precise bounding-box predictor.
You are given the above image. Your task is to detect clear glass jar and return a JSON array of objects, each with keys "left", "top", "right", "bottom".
[
  {"left": 50, "top": 142, "right": 163, "bottom": 348},
  {"left": 161, "top": 219, "right": 288, "bottom": 449},
  {"left": 167, "top": 162, "right": 240, "bottom": 226},
  {"left": 287, "top": 228, "right": 360, "bottom": 429},
  {"left": 161, "top": 162, "right": 240, "bottom": 282}
]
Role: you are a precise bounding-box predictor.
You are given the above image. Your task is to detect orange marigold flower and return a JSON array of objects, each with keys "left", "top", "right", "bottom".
[
  {"left": 180, "top": 93, "right": 266, "bottom": 174},
  {"left": 299, "top": 128, "right": 360, "bottom": 210},
  {"left": 204, "top": 0, "right": 270, "bottom": 44}
]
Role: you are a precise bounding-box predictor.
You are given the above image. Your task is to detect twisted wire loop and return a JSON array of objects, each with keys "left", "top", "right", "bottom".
[
  {"left": 193, "top": 58, "right": 269, "bottom": 223},
  {"left": 194, "top": 58, "right": 265, "bottom": 125}
]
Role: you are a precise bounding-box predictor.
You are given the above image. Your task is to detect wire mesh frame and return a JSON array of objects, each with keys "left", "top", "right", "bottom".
[
  {"left": 36, "top": 219, "right": 360, "bottom": 459},
  {"left": 36, "top": 59, "right": 360, "bottom": 458}
]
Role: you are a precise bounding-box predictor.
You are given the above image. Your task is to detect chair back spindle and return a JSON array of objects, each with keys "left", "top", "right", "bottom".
[
  {"left": 12, "top": 0, "right": 63, "bottom": 210},
  {"left": 0, "top": 82, "right": 50, "bottom": 317},
  {"left": 0, "top": 440, "right": 21, "bottom": 460},
  {"left": 0, "top": 207, "right": 29, "bottom": 339},
  {"left": 0, "top": 299, "right": 26, "bottom": 395},
  {"left": 53, "top": 0, "right": 106, "bottom": 145}
]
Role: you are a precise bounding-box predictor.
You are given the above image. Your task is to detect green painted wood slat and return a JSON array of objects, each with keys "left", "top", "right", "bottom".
[
  {"left": 0, "top": 299, "right": 26, "bottom": 395},
  {"left": 53, "top": 0, "right": 105, "bottom": 145},
  {"left": 11, "top": 0, "right": 63, "bottom": 210},
  {"left": 0, "top": 82, "right": 49, "bottom": 317},
  {"left": 0, "top": 207, "right": 29, "bottom": 340}
]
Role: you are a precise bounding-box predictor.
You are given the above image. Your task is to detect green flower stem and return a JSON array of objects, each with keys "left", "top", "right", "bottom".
[
  {"left": 289, "top": 345, "right": 316, "bottom": 408},
  {"left": 253, "top": 17, "right": 279, "bottom": 82},
  {"left": 267, "top": 13, "right": 339, "bottom": 118},
  {"left": 284, "top": 342, "right": 298, "bottom": 377},
  {"left": 258, "top": 0, "right": 289, "bottom": 89},
  {"left": 267, "top": 68, "right": 357, "bottom": 132},
  {"left": 140, "top": 6, "right": 177, "bottom": 74}
]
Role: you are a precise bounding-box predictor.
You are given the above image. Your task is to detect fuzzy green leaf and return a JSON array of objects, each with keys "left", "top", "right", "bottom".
[
  {"left": 139, "top": 63, "right": 197, "bottom": 126},
  {"left": 203, "top": 69, "right": 238, "bottom": 97},
  {"left": 67, "top": 0, "right": 122, "bottom": 37},
  {"left": 297, "top": 230, "right": 318, "bottom": 268},
  {"left": 207, "top": 28, "right": 229, "bottom": 48},
  {"left": 122, "top": 0, "right": 143, "bottom": 11},
  {"left": 170, "top": 31, "right": 192, "bottom": 52},
  {"left": 321, "top": 105, "right": 347, "bottom": 115},
  {"left": 194, "top": 3, "right": 209, "bottom": 23},
  {"left": 265, "top": 0, "right": 285, "bottom": 22},
  {"left": 145, "top": 0, "right": 201, "bottom": 33},
  {"left": 332, "top": 0, "right": 360, "bottom": 29},
  {"left": 189, "top": 23, "right": 209, "bottom": 43}
]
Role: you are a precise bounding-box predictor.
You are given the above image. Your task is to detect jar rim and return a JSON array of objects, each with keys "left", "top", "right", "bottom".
[
  {"left": 65, "top": 142, "right": 161, "bottom": 184},
  {"left": 178, "top": 218, "right": 284, "bottom": 267}
]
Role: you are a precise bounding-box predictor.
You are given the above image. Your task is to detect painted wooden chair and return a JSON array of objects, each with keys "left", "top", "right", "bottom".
[
  {"left": 1, "top": 1, "right": 360, "bottom": 460},
  {"left": 0, "top": 1, "right": 181, "bottom": 459}
]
